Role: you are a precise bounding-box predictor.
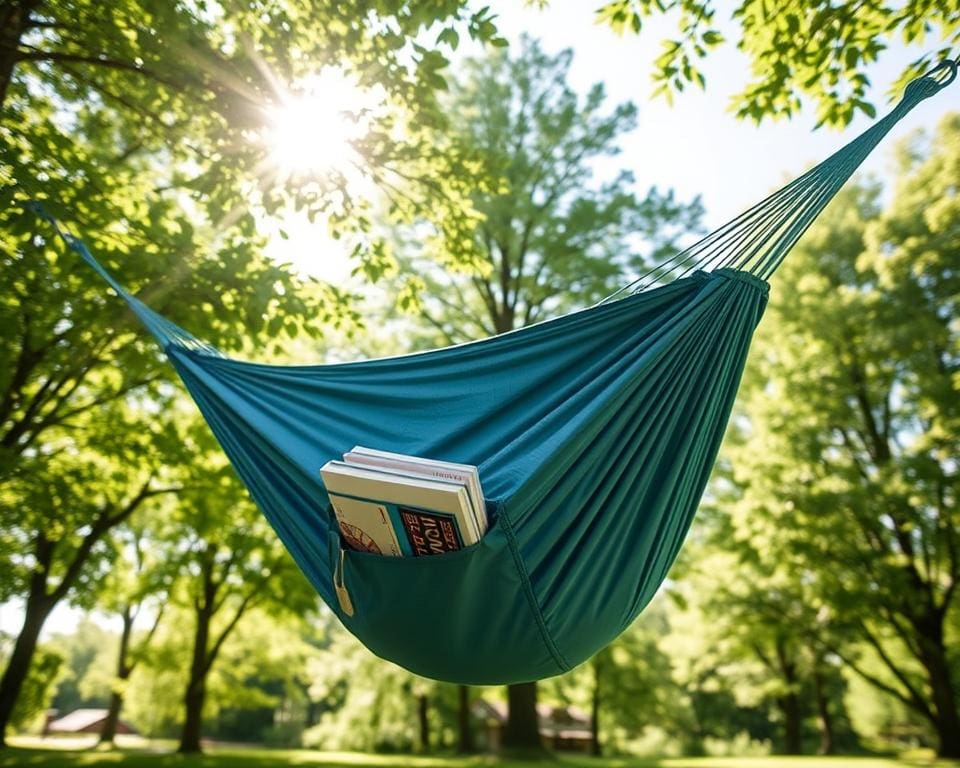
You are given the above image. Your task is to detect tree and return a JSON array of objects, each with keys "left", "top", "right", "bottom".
[
  {"left": 0, "top": 0, "right": 508, "bottom": 739},
  {"left": 0, "top": 400, "right": 183, "bottom": 744},
  {"left": 724, "top": 115, "right": 960, "bottom": 756},
  {"left": 0, "top": 0, "right": 510, "bottom": 264},
  {"left": 457, "top": 685, "right": 475, "bottom": 753},
  {"left": 95, "top": 517, "right": 176, "bottom": 745},
  {"left": 390, "top": 35, "right": 703, "bottom": 756},
  {"left": 302, "top": 626, "right": 433, "bottom": 753},
  {"left": 663, "top": 577, "right": 781, "bottom": 755},
  {"left": 501, "top": 681, "right": 542, "bottom": 755},
  {"left": 586, "top": 0, "right": 959, "bottom": 127},
  {"left": 0, "top": 644, "right": 62, "bottom": 734},
  {"left": 415, "top": 683, "right": 430, "bottom": 752},
  {"left": 45, "top": 618, "right": 114, "bottom": 715},
  {"left": 544, "top": 604, "right": 683, "bottom": 756},
  {"left": 396, "top": 35, "right": 701, "bottom": 345},
  {"left": 704, "top": 556, "right": 809, "bottom": 754},
  {"left": 676, "top": 476, "right": 860, "bottom": 755},
  {"left": 169, "top": 420, "right": 317, "bottom": 754},
  {"left": 0, "top": 185, "right": 335, "bottom": 745}
]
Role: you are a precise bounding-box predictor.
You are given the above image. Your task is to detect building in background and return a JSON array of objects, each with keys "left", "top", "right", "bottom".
[
  {"left": 473, "top": 699, "right": 591, "bottom": 751},
  {"left": 44, "top": 709, "right": 139, "bottom": 736}
]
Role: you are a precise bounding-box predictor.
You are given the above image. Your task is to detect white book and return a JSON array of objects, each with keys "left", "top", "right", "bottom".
[
  {"left": 344, "top": 446, "right": 487, "bottom": 536},
  {"left": 321, "top": 461, "right": 479, "bottom": 556}
]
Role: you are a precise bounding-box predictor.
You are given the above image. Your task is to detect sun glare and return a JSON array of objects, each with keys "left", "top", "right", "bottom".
[{"left": 265, "top": 68, "right": 375, "bottom": 179}]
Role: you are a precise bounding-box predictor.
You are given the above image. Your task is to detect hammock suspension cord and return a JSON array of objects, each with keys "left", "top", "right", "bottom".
[{"left": 602, "top": 57, "right": 957, "bottom": 303}]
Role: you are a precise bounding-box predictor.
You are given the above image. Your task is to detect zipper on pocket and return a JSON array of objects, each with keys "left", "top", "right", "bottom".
[{"left": 333, "top": 543, "right": 355, "bottom": 617}]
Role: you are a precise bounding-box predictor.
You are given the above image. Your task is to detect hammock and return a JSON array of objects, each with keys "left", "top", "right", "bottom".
[{"left": 30, "top": 62, "right": 955, "bottom": 685}]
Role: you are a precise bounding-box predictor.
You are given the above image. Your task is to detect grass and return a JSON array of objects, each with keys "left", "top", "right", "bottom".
[{"left": 3, "top": 739, "right": 960, "bottom": 768}]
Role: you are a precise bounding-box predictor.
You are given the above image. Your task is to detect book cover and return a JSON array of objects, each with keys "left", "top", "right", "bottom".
[
  {"left": 344, "top": 446, "right": 487, "bottom": 536},
  {"left": 399, "top": 507, "right": 464, "bottom": 556},
  {"left": 320, "top": 460, "right": 478, "bottom": 556},
  {"left": 328, "top": 493, "right": 404, "bottom": 556}
]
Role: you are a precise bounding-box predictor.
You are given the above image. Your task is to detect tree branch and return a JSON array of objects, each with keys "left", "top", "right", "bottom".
[
  {"left": 834, "top": 644, "right": 933, "bottom": 721},
  {"left": 204, "top": 579, "right": 266, "bottom": 675},
  {"left": 47, "top": 479, "right": 180, "bottom": 604},
  {"left": 16, "top": 47, "right": 188, "bottom": 92},
  {"left": 857, "top": 621, "right": 932, "bottom": 720}
]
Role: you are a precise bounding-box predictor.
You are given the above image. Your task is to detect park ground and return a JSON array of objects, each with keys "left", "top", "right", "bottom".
[{"left": 3, "top": 739, "right": 960, "bottom": 768}]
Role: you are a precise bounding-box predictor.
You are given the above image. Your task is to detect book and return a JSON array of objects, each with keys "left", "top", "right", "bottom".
[
  {"left": 320, "top": 460, "right": 480, "bottom": 557},
  {"left": 327, "top": 492, "right": 404, "bottom": 556},
  {"left": 343, "top": 446, "right": 487, "bottom": 538}
]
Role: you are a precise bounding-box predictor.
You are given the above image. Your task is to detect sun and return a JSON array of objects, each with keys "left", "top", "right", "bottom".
[{"left": 264, "top": 68, "right": 374, "bottom": 179}]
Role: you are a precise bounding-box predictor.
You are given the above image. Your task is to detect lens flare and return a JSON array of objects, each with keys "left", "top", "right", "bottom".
[{"left": 265, "top": 68, "right": 373, "bottom": 178}]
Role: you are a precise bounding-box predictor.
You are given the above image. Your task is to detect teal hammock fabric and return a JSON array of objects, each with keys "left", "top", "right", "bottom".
[{"left": 28, "top": 62, "right": 955, "bottom": 685}]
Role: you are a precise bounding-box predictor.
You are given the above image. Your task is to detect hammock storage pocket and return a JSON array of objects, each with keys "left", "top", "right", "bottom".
[{"left": 329, "top": 500, "right": 568, "bottom": 684}]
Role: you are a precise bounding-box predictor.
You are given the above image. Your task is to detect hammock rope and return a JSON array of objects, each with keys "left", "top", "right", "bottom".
[
  {"left": 605, "top": 58, "right": 957, "bottom": 300},
  {"left": 23, "top": 60, "right": 956, "bottom": 685}
]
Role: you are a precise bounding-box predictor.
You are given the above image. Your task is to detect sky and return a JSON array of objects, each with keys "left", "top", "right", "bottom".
[
  {"left": 266, "top": 1, "right": 955, "bottom": 281},
  {"left": 3, "top": 1, "right": 956, "bottom": 640},
  {"left": 487, "top": 0, "right": 953, "bottom": 225}
]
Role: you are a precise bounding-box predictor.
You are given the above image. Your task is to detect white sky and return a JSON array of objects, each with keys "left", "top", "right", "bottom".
[
  {"left": 492, "top": 1, "right": 955, "bottom": 225},
  {"left": 4, "top": 2, "right": 956, "bottom": 641},
  {"left": 267, "top": 1, "right": 955, "bottom": 280}
]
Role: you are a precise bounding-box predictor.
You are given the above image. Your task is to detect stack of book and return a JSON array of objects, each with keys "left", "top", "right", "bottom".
[{"left": 320, "top": 447, "right": 487, "bottom": 557}]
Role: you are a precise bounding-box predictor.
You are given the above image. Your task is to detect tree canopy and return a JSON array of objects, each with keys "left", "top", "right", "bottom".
[
  {"left": 719, "top": 115, "right": 960, "bottom": 756},
  {"left": 396, "top": 35, "right": 703, "bottom": 344},
  {"left": 586, "top": 0, "right": 959, "bottom": 126},
  {"left": 0, "top": 0, "right": 509, "bottom": 747}
]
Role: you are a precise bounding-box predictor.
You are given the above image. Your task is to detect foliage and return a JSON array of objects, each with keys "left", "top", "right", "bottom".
[
  {"left": 0, "top": 0, "right": 510, "bottom": 273},
  {"left": 719, "top": 115, "right": 960, "bottom": 755},
  {"left": 121, "top": 603, "right": 321, "bottom": 743},
  {"left": 392, "top": 35, "right": 703, "bottom": 344},
  {"left": 156, "top": 416, "right": 318, "bottom": 752},
  {"left": 46, "top": 619, "right": 115, "bottom": 713},
  {"left": 304, "top": 628, "right": 426, "bottom": 753},
  {"left": 588, "top": 0, "right": 960, "bottom": 126},
  {"left": 545, "top": 604, "right": 687, "bottom": 755},
  {"left": 5, "top": 646, "right": 62, "bottom": 732}
]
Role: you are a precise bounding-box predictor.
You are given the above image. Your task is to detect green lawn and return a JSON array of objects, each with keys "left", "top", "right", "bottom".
[{"left": 3, "top": 741, "right": 960, "bottom": 768}]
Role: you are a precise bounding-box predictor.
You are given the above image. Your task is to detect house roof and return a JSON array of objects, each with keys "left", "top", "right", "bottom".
[
  {"left": 472, "top": 698, "right": 590, "bottom": 736},
  {"left": 47, "top": 708, "right": 111, "bottom": 732},
  {"left": 47, "top": 709, "right": 107, "bottom": 733}
]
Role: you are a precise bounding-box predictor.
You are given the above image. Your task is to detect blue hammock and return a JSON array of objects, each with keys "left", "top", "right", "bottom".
[{"left": 30, "top": 63, "right": 955, "bottom": 685}]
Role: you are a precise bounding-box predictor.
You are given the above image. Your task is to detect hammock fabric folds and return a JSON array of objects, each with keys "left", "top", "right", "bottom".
[{"left": 30, "top": 62, "right": 954, "bottom": 685}]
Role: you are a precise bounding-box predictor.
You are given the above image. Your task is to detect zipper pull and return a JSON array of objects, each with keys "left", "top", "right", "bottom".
[{"left": 334, "top": 545, "right": 354, "bottom": 617}]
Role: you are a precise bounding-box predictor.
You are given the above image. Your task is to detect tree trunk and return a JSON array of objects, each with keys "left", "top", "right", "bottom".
[
  {"left": 99, "top": 608, "right": 133, "bottom": 746},
  {"left": 590, "top": 659, "right": 601, "bottom": 756},
  {"left": 177, "top": 605, "right": 211, "bottom": 754},
  {"left": 916, "top": 614, "right": 960, "bottom": 759},
  {"left": 812, "top": 666, "right": 834, "bottom": 755},
  {"left": 502, "top": 682, "right": 545, "bottom": 755},
  {"left": 99, "top": 690, "right": 124, "bottom": 745},
  {"left": 0, "top": 0, "right": 41, "bottom": 110},
  {"left": 417, "top": 693, "right": 429, "bottom": 752},
  {"left": 775, "top": 639, "right": 802, "bottom": 755},
  {"left": 457, "top": 685, "right": 474, "bottom": 754},
  {"left": 934, "top": 717, "right": 960, "bottom": 760},
  {"left": 0, "top": 593, "right": 52, "bottom": 746},
  {"left": 777, "top": 692, "right": 803, "bottom": 755}
]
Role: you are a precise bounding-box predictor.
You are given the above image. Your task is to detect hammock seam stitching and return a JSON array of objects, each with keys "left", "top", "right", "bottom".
[{"left": 498, "top": 501, "right": 571, "bottom": 673}]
